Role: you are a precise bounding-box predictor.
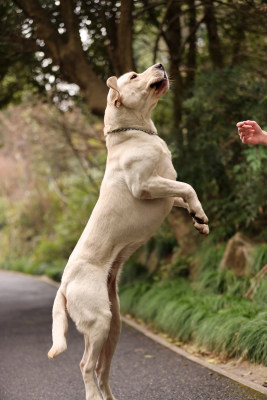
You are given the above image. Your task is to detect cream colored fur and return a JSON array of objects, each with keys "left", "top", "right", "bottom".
[{"left": 48, "top": 64, "right": 209, "bottom": 400}]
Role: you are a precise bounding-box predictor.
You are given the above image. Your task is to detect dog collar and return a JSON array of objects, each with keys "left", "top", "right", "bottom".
[{"left": 106, "top": 127, "right": 158, "bottom": 135}]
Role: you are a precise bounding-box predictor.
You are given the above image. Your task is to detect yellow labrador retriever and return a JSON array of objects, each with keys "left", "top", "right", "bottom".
[{"left": 48, "top": 63, "right": 209, "bottom": 400}]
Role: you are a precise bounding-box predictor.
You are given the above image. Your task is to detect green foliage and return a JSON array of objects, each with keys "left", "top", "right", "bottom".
[
  {"left": 0, "top": 3, "right": 44, "bottom": 108},
  {"left": 253, "top": 277, "right": 267, "bottom": 307},
  {"left": 145, "top": 221, "right": 178, "bottom": 262},
  {"left": 0, "top": 197, "right": 7, "bottom": 228},
  {"left": 198, "top": 240, "right": 226, "bottom": 271},
  {"left": 249, "top": 243, "right": 267, "bottom": 275},
  {"left": 0, "top": 100, "right": 104, "bottom": 277},
  {"left": 232, "top": 146, "right": 267, "bottom": 230},
  {"left": 11, "top": 175, "right": 99, "bottom": 273},
  {"left": 194, "top": 300, "right": 261, "bottom": 359},
  {"left": 120, "top": 277, "right": 267, "bottom": 365},
  {"left": 238, "top": 311, "right": 267, "bottom": 364},
  {"left": 0, "top": 176, "right": 98, "bottom": 278},
  {"left": 156, "top": 255, "right": 191, "bottom": 280},
  {"left": 194, "top": 242, "right": 249, "bottom": 297},
  {"left": 34, "top": 176, "right": 98, "bottom": 262},
  {"left": 35, "top": 260, "right": 65, "bottom": 282},
  {"left": 194, "top": 238, "right": 267, "bottom": 303},
  {"left": 120, "top": 256, "right": 149, "bottom": 286},
  {"left": 180, "top": 67, "right": 267, "bottom": 239},
  {"left": 120, "top": 239, "right": 267, "bottom": 365}
]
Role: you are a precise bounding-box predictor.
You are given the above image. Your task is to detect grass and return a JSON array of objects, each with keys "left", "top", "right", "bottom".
[
  {"left": 119, "top": 243, "right": 267, "bottom": 366},
  {"left": 0, "top": 257, "right": 65, "bottom": 282},
  {"left": 250, "top": 243, "right": 267, "bottom": 275},
  {"left": 119, "top": 279, "right": 267, "bottom": 364}
]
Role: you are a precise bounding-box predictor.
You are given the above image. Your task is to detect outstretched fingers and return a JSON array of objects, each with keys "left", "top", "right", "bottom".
[{"left": 236, "top": 120, "right": 265, "bottom": 144}]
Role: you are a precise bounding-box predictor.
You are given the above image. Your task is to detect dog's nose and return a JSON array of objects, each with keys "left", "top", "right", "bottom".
[{"left": 154, "top": 63, "right": 165, "bottom": 71}]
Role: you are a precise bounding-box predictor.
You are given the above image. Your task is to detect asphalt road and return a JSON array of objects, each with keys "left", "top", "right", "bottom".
[{"left": 0, "top": 270, "right": 265, "bottom": 400}]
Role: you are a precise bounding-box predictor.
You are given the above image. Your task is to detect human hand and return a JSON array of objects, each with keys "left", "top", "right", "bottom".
[{"left": 236, "top": 120, "right": 267, "bottom": 145}]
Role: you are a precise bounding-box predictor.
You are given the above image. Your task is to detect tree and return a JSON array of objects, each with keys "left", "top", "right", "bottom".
[
  {"left": 204, "top": 0, "right": 224, "bottom": 69},
  {"left": 1, "top": 0, "right": 266, "bottom": 122},
  {"left": 2, "top": 0, "right": 135, "bottom": 114}
]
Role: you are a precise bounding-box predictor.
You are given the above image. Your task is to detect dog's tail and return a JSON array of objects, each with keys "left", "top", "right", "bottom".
[{"left": 48, "top": 287, "right": 68, "bottom": 359}]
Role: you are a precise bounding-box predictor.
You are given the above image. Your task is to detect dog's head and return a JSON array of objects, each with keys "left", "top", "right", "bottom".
[{"left": 106, "top": 63, "right": 168, "bottom": 111}]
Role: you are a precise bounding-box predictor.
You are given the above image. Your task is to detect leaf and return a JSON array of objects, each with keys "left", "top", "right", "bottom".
[{"left": 207, "top": 358, "right": 216, "bottom": 363}]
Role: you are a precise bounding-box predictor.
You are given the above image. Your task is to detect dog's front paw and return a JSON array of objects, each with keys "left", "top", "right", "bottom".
[
  {"left": 189, "top": 210, "right": 209, "bottom": 225},
  {"left": 193, "top": 220, "right": 209, "bottom": 235}
]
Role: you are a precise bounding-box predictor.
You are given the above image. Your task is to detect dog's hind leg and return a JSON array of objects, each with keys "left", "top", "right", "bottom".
[
  {"left": 80, "top": 334, "right": 89, "bottom": 378},
  {"left": 81, "top": 309, "right": 112, "bottom": 400},
  {"left": 96, "top": 261, "right": 122, "bottom": 400},
  {"left": 67, "top": 278, "right": 112, "bottom": 400}
]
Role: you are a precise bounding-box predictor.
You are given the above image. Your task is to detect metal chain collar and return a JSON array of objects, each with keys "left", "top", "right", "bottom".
[{"left": 106, "top": 127, "right": 158, "bottom": 136}]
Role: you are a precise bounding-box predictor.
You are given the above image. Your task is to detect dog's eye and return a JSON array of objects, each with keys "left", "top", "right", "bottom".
[{"left": 130, "top": 74, "right": 137, "bottom": 80}]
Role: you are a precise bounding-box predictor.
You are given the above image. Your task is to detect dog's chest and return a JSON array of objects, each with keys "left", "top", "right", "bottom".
[{"left": 157, "top": 141, "right": 177, "bottom": 180}]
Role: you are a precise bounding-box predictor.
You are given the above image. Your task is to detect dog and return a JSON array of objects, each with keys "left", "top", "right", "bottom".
[{"left": 48, "top": 63, "right": 209, "bottom": 400}]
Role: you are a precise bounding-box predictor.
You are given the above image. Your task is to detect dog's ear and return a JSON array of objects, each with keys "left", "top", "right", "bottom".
[{"left": 106, "top": 76, "right": 121, "bottom": 108}]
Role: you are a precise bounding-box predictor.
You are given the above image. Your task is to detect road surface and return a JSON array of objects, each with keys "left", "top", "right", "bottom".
[{"left": 0, "top": 270, "right": 265, "bottom": 400}]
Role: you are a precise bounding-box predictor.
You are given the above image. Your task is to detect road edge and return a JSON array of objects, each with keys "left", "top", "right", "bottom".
[{"left": 121, "top": 316, "right": 267, "bottom": 396}]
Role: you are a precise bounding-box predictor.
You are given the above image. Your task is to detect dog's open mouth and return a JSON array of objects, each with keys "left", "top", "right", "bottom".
[
  {"left": 150, "top": 74, "right": 168, "bottom": 92},
  {"left": 150, "top": 79, "right": 164, "bottom": 89}
]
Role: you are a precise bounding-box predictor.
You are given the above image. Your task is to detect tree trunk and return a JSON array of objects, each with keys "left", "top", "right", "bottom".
[
  {"left": 101, "top": 0, "right": 135, "bottom": 76},
  {"left": 231, "top": 16, "right": 246, "bottom": 66},
  {"left": 169, "top": 60, "right": 183, "bottom": 147},
  {"left": 164, "top": 1, "right": 183, "bottom": 147},
  {"left": 204, "top": 0, "right": 224, "bottom": 69},
  {"left": 117, "top": 0, "right": 135, "bottom": 74},
  {"left": 185, "top": 0, "right": 197, "bottom": 87}
]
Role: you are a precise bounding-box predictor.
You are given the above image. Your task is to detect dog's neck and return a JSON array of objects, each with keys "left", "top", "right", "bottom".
[{"left": 103, "top": 104, "right": 157, "bottom": 137}]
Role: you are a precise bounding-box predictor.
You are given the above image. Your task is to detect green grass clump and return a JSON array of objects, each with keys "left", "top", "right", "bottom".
[
  {"left": 119, "top": 277, "right": 267, "bottom": 365},
  {"left": 253, "top": 277, "right": 267, "bottom": 306},
  {"left": 1, "top": 257, "right": 65, "bottom": 282},
  {"left": 249, "top": 243, "right": 267, "bottom": 275},
  {"left": 237, "top": 312, "right": 267, "bottom": 364}
]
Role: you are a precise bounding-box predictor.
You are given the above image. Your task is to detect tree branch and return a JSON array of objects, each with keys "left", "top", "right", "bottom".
[
  {"left": 134, "top": 1, "right": 166, "bottom": 18},
  {"left": 14, "top": 0, "right": 64, "bottom": 64},
  {"left": 60, "top": 0, "right": 81, "bottom": 47},
  {"left": 60, "top": 117, "right": 99, "bottom": 192},
  {"left": 4, "top": 35, "right": 41, "bottom": 53},
  {"left": 13, "top": 0, "right": 108, "bottom": 114}
]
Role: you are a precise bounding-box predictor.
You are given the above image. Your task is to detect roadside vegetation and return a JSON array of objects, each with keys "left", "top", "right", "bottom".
[
  {"left": 119, "top": 238, "right": 267, "bottom": 366},
  {"left": 0, "top": 1, "right": 266, "bottom": 366}
]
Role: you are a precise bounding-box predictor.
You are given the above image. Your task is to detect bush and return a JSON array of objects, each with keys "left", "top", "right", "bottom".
[{"left": 180, "top": 67, "right": 267, "bottom": 239}]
